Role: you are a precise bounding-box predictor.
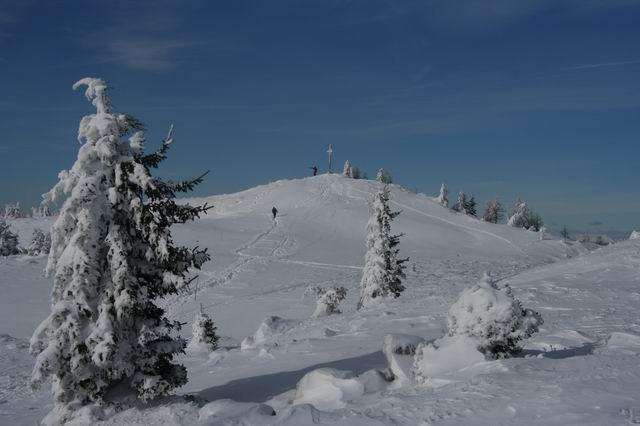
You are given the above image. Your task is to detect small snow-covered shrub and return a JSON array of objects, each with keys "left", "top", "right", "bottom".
[
  {"left": 27, "top": 228, "right": 51, "bottom": 256},
  {"left": 447, "top": 273, "right": 543, "bottom": 358},
  {"left": 305, "top": 286, "right": 347, "bottom": 317},
  {"left": 0, "top": 221, "right": 20, "bottom": 256},
  {"left": 188, "top": 307, "right": 219, "bottom": 351},
  {"left": 629, "top": 230, "right": 640, "bottom": 240}
]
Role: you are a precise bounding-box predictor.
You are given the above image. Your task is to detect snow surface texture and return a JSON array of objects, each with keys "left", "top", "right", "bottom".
[{"left": 1, "top": 175, "right": 639, "bottom": 425}]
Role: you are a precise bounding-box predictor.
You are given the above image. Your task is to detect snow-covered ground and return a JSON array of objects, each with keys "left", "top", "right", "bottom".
[{"left": 1, "top": 174, "right": 639, "bottom": 425}]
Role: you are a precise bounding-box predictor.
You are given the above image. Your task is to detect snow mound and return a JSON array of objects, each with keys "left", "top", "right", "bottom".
[
  {"left": 241, "top": 316, "right": 300, "bottom": 350},
  {"left": 198, "top": 399, "right": 275, "bottom": 424},
  {"left": 382, "top": 333, "right": 424, "bottom": 385},
  {"left": 629, "top": 230, "right": 640, "bottom": 240},
  {"left": 526, "top": 329, "right": 595, "bottom": 352},
  {"left": 293, "top": 368, "right": 365, "bottom": 411},
  {"left": 606, "top": 332, "right": 640, "bottom": 349},
  {"left": 412, "top": 335, "right": 486, "bottom": 383}
]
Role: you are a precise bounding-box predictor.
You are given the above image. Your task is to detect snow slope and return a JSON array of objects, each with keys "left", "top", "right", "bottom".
[{"left": 2, "top": 175, "right": 639, "bottom": 425}]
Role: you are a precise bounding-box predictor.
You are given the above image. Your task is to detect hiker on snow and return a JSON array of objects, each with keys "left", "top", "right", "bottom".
[{"left": 272, "top": 206, "right": 278, "bottom": 220}]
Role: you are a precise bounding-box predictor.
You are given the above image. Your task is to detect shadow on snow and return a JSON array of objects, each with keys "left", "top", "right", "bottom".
[{"left": 196, "top": 350, "right": 386, "bottom": 403}]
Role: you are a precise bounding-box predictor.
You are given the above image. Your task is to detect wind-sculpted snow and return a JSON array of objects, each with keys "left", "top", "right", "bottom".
[{"left": 1, "top": 175, "right": 638, "bottom": 425}]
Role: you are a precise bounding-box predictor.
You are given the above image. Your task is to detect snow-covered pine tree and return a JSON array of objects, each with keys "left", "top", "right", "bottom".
[
  {"left": 31, "top": 202, "right": 53, "bottom": 218},
  {"left": 376, "top": 168, "right": 392, "bottom": 184},
  {"left": 507, "top": 198, "right": 543, "bottom": 231},
  {"left": 0, "top": 221, "right": 20, "bottom": 256},
  {"left": 343, "top": 160, "right": 353, "bottom": 178},
  {"left": 507, "top": 198, "right": 528, "bottom": 228},
  {"left": 188, "top": 305, "right": 220, "bottom": 351},
  {"left": 27, "top": 228, "right": 51, "bottom": 256},
  {"left": 528, "top": 212, "right": 544, "bottom": 232},
  {"left": 452, "top": 191, "right": 468, "bottom": 214},
  {"left": 483, "top": 199, "right": 504, "bottom": 224},
  {"left": 465, "top": 196, "right": 477, "bottom": 217},
  {"left": 560, "top": 225, "right": 570, "bottom": 241},
  {"left": 4, "top": 202, "right": 22, "bottom": 219},
  {"left": 538, "top": 226, "right": 547, "bottom": 240},
  {"left": 30, "top": 78, "right": 211, "bottom": 424},
  {"left": 358, "top": 186, "right": 408, "bottom": 309},
  {"left": 436, "top": 183, "right": 448, "bottom": 207}
]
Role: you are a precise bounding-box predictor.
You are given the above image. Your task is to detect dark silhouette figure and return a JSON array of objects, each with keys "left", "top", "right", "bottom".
[
  {"left": 309, "top": 166, "right": 318, "bottom": 176},
  {"left": 272, "top": 206, "right": 278, "bottom": 220}
]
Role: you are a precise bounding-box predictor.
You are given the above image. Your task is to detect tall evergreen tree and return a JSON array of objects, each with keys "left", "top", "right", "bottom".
[
  {"left": 358, "top": 186, "right": 408, "bottom": 309},
  {"left": 30, "top": 78, "right": 211, "bottom": 424}
]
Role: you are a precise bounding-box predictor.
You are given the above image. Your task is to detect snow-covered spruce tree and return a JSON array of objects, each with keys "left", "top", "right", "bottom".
[
  {"left": 188, "top": 306, "right": 219, "bottom": 351},
  {"left": 507, "top": 198, "right": 529, "bottom": 228},
  {"left": 528, "top": 212, "right": 544, "bottom": 232},
  {"left": 538, "top": 226, "right": 547, "bottom": 241},
  {"left": 436, "top": 183, "right": 448, "bottom": 207},
  {"left": 343, "top": 160, "right": 353, "bottom": 178},
  {"left": 507, "top": 198, "right": 543, "bottom": 231},
  {"left": 447, "top": 273, "right": 543, "bottom": 359},
  {"left": 358, "top": 186, "right": 408, "bottom": 309},
  {"left": 29, "top": 78, "right": 211, "bottom": 424},
  {"left": 452, "top": 191, "right": 467, "bottom": 214},
  {"left": 305, "top": 286, "right": 347, "bottom": 317},
  {"left": 0, "top": 221, "right": 20, "bottom": 256},
  {"left": 483, "top": 199, "right": 504, "bottom": 224},
  {"left": 32, "top": 202, "right": 53, "bottom": 218},
  {"left": 27, "top": 228, "right": 51, "bottom": 256},
  {"left": 4, "top": 202, "right": 22, "bottom": 219},
  {"left": 465, "top": 196, "right": 477, "bottom": 217},
  {"left": 376, "top": 168, "right": 392, "bottom": 184}
]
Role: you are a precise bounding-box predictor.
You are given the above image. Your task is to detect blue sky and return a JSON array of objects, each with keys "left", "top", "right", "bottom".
[{"left": 1, "top": 0, "right": 639, "bottom": 235}]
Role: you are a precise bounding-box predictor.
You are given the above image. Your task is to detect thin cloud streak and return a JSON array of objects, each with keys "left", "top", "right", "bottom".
[{"left": 557, "top": 59, "right": 640, "bottom": 72}]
